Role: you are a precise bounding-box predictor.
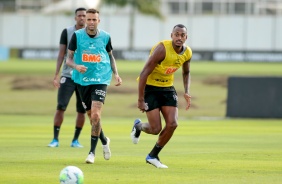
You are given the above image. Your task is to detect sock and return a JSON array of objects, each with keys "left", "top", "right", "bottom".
[
  {"left": 54, "top": 126, "right": 60, "bottom": 140},
  {"left": 149, "top": 143, "right": 163, "bottom": 159},
  {"left": 72, "top": 127, "right": 82, "bottom": 141},
  {"left": 99, "top": 129, "right": 107, "bottom": 145},
  {"left": 89, "top": 136, "right": 99, "bottom": 154},
  {"left": 135, "top": 121, "right": 142, "bottom": 131}
]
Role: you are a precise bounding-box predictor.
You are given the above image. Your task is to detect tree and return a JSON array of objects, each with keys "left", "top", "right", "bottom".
[{"left": 101, "top": 0, "right": 163, "bottom": 50}]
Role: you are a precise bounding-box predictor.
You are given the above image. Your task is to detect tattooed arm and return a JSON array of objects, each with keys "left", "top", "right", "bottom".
[
  {"left": 108, "top": 51, "right": 122, "bottom": 86},
  {"left": 66, "top": 33, "right": 87, "bottom": 73},
  {"left": 66, "top": 50, "right": 87, "bottom": 74}
]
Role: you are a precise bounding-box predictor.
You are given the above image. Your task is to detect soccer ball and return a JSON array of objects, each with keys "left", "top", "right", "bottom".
[{"left": 59, "top": 166, "right": 84, "bottom": 184}]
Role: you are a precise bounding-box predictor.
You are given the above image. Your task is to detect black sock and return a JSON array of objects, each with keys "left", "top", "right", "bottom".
[
  {"left": 99, "top": 129, "right": 107, "bottom": 145},
  {"left": 90, "top": 136, "right": 99, "bottom": 154},
  {"left": 72, "top": 127, "right": 82, "bottom": 141},
  {"left": 54, "top": 126, "right": 60, "bottom": 140},
  {"left": 149, "top": 143, "right": 163, "bottom": 159}
]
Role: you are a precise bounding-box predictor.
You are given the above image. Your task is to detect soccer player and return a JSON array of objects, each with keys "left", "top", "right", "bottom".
[
  {"left": 66, "top": 8, "right": 122, "bottom": 164},
  {"left": 48, "top": 7, "right": 87, "bottom": 148},
  {"left": 131, "top": 24, "right": 192, "bottom": 168}
]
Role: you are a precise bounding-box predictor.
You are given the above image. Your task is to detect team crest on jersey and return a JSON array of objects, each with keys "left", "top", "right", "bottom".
[
  {"left": 89, "top": 43, "right": 96, "bottom": 49},
  {"left": 60, "top": 77, "right": 66, "bottom": 84}
]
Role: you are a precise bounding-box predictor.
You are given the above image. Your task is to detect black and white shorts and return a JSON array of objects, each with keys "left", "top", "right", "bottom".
[
  {"left": 144, "top": 85, "right": 178, "bottom": 112},
  {"left": 77, "top": 84, "right": 108, "bottom": 111}
]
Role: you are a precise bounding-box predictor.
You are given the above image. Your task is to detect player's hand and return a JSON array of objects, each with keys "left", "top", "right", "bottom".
[
  {"left": 184, "top": 93, "right": 191, "bottom": 110},
  {"left": 114, "top": 75, "right": 122, "bottom": 86},
  {"left": 53, "top": 75, "right": 60, "bottom": 88},
  {"left": 76, "top": 65, "right": 87, "bottom": 73},
  {"left": 137, "top": 99, "right": 148, "bottom": 113}
]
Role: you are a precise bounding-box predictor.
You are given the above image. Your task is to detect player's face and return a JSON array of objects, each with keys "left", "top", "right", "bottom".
[
  {"left": 75, "top": 11, "right": 86, "bottom": 27},
  {"left": 86, "top": 13, "right": 100, "bottom": 31},
  {"left": 171, "top": 27, "right": 187, "bottom": 47}
]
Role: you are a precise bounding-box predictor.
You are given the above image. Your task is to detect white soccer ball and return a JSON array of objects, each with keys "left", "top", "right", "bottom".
[{"left": 59, "top": 166, "right": 84, "bottom": 184}]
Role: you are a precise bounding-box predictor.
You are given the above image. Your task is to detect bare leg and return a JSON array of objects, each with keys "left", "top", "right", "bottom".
[
  {"left": 54, "top": 110, "right": 64, "bottom": 127},
  {"left": 89, "top": 101, "right": 103, "bottom": 154},
  {"left": 157, "top": 106, "right": 178, "bottom": 147},
  {"left": 75, "top": 112, "right": 85, "bottom": 128},
  {"left": 139, "top": 108, "right": 162, "bottom": 135}
]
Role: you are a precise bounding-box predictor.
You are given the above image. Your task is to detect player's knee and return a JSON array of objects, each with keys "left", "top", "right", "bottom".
[
  {"left": 167, "top": 121, "right": 178, "bottom": 130},
  {"left": 151, "top": 126, "right": 162, "bottom": 135},
  {"left": 57, "top": 105, "right": 67, "bottom": 111},
  {"left": 90, "top": 113, "right": 100, "bottom": 123}
]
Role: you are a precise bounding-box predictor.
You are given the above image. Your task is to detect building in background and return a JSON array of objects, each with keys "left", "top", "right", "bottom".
[
  {"left": 1, "top": 0, "right": 281, "bottom": 15},
  {"left": 0, "top": 0, "right": 282, "bottom": 61}
]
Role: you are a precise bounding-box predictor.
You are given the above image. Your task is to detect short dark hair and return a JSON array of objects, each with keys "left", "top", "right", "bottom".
[
  {"left": 75, "top": 7, "right": 86, "bottom": 14},
  {"left": 86, "top": 8, "right": 100, "bottom": 14},
  {"left": 173, "top": 24, "right": 187, "bottom": 31}
]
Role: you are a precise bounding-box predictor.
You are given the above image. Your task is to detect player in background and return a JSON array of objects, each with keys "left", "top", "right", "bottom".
[
  {"left": 131, "top": 24, "right": 192, "bottom": 168},
  {"left": 48, "top": 7, "right": 87, "bottom": 148},
  {"left": 66, "top": 8, "right": 122, "bottom": 164}
]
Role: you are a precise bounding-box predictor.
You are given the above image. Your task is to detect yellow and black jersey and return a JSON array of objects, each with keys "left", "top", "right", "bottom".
[{"left": 146, "top": 40, "right": 192, "bottom": 87}]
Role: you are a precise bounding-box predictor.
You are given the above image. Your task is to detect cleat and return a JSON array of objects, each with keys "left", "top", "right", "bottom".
[
  {"left": 48, "top": 139, "right": 59, "bottom": 147},
  {"left": 71, "top": 140, "right": 83, "bottom": 148},
  {"left": 146, "top": 155, "right": 168, "bottom": 169},
  {"left": 85, "top": 152, "right": 95, "bottom": 164},
  {"left": 131, "top": 119, "right": 141, "bottom": 144},
  {"left": 102, "top": 137, "right": 111, "bottom": 160}
]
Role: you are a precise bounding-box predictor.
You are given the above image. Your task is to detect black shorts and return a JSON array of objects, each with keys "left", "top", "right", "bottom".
[
  {"left": 57, "top": 77, "right": 85, "bottom": 113},
  {"left": 77, "top": 84, "right": 108, "bottom": 111},
  {"left": 144, "top": 85, "right": 178, "bottom": 111}
]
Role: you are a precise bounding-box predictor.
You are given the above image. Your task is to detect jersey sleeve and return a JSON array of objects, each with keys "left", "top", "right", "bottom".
[
  {"left": 68, "top": 33, "right": 77, "bottom": 51},
  {"left": 59, "top": 29, "right": 67, "bottom": 45}
]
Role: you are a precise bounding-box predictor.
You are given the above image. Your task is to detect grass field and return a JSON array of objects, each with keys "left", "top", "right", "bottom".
[
  {"left": 0, "top": 59, "right": 282, "bottom": 183},
  {"left": 0, "top": 116, "right": 281, "bottom": 184}
]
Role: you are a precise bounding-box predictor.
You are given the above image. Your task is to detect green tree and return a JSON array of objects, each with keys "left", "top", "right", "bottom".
[{"left": 101, "top": 0, "right": 163, "bottom": 50}]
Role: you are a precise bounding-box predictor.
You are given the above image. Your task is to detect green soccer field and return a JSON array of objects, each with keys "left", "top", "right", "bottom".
[
  {"left": 0, "top": 59, "right": 282, "bottom": 183},
  {"left": 0, "top": 115, "right": 281, "bottom": 184}
]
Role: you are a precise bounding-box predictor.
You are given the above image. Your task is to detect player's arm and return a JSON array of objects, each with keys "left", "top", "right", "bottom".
[
  {"left": 106, "top": 37, "right": 122, "bottom": 86},
  {"left": 182, "top": 58, "right": 192, "bottom": 110},
  {"left": 66, "top": 33, "right": 87, "bottom": 73},
  {"left": 53, "top": 29, "right": 67, "bottom": 88},
  {"left": 138, "top": 43, "right": 165, "bottom": 112}
]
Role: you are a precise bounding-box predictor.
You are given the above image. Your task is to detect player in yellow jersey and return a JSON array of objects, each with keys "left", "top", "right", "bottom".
[{"left": 131, "top": 24, "right": 192, "bottom": 168}]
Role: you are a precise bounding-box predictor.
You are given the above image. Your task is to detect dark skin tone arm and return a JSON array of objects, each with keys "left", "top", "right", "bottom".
[
  {"left": 138, "top": 43, "right": 165, "bottom": 112},
  {"left": 182, "top": 59, "right": 192, "bottom": 110},
  {"left": 108, "top": 50, "right": 122, "bottom": 86},
  {"left": 53, "top": 44, "right": 66, "bottom": 88}
]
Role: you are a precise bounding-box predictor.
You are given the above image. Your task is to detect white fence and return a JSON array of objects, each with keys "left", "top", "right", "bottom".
[{"left": 0, "top": 13, "right": 281, "bottom": 51}]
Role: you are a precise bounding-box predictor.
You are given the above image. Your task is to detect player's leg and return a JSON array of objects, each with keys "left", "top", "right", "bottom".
[
  {"left": 146, "top": 91, "right": 178, "bottom": 168},
  {"left": 84, "top": 84, "right": 110, "bottom": 163},
  {"left": 157, "top": 106, "right": 178, "bottom": 147},
  {"left": 71, "top": 86, "right": 86, "bottom": 147},
  {"left": 131, "top": 91, "right": 161, "bottom": 144},
  {"left": 149, "top": 90, "right": 178, "bottom": 156},
  {"left": 144, "top": 110, "right": 169, "bottom": 168},
  {"left": 85, "top": 100, "right": 103, "bottom": 164},
  {"left": 48, "top": 77, "right": 74, "bottom": 147}
]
